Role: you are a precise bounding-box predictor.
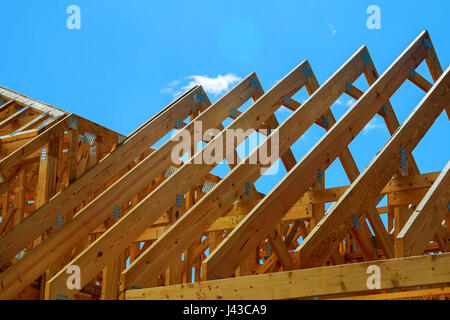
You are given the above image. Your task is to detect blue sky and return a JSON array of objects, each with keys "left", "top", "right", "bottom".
[{"left": 1, "top": 1, "right": 449, "bottom": 205}]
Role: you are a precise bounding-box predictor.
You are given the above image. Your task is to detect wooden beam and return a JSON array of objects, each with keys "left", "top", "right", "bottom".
[
  {"left": 0, "top": 87, "right": 204, "bottom": 266},
  {"left": 9, "top": 112, "right": 50, "bottom": 136},
  {"left": 45, "top": 64, "right": 309, "bottom": 300},
  {"left": 388, "top": 188, "right": 429, "bottom": 206},
  {"left": 76, "top": 116, "right": 122, "bottom": 145},
  {"left": 421, "top": 33, "right": 450, "bottom": 120},
  {"left": 282, "top": 171, "right": 440, "bottom": 205},
  {"left": 362, "top": 44, "right": 427, "bottom": 258},
  {"left": 33, "top": 75, "right": 253, "bottom": 298},
  {"left": 0, "top": 86, "right": 66, "bottom": 117},
  {"left": 123, "top": 46, "right": 373, "bottom": 286},
  {"left": 0, "top": 105, "right": 32, "bottom": 129},
  {"left": 124, "top": 253, "right": 450, "bottom": 300},
  {"left": 0, "top": 192, "right": 13, "bottom": 235},
  {"left": 408, "top": 69, "right": 433, "bottom": 92},
  {"left": 0, "top": 86, "right": 208, "bottom": 299},
  {"left": 397, "top": 161, "right": 450, "bottom": 257},
  {"left": 13, "top": 169, "right": 26, "bottom": 228},
  {"left": 295, "top": 64, "right": 449, "bottom": 268},
  {"left": 0, "top": 99, "right": 17, "bottom": 115},
  {"left": 113, "top": 60, "right": 323, "bottom": 290},
  {"left": 0, "top": 115, "right": 69, "bottom": 195},
  {"left": 201, "top": 45, "right": 391, "bottom": 279},
  {"left": 434, "top": 226, "right": 450, "bottom": 253},
  {"left": 101, "top": 253, "right": 123, "bottom": 300},
  {"left": 67, "top": 125, "right": 79, "bottom": 184},
  {"left": 35, "top": 138, "right": 60, "bottom": 209},
  {"left": 267, "top": 228, "right": 293, "bottom": 271},
  {"left": 209, "top": 31, "right": 433, "bottom": 276}
]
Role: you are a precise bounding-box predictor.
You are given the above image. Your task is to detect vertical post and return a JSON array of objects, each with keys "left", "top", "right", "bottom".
[
  {"left": 13, "top": 169, "right": 26, "bottom": 228},
  {"left": 394, "top": 206, "right": 410, "bottom": 258},
  {"left": 183, "top": 185, "right": 195, "bottom": 283},
  {"left": 35, "top": 136, "right": 59, "bottom": 299},
  {"left": 68, "top": 125, "right": 79, "bottom": 185},
  {"left": 101, "top": 253, "right": 123, "bottom": 300}
]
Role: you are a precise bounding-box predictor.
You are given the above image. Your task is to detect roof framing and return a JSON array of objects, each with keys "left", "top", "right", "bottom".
[{"left": 0, "top": 30, "right": 448, "bottom": 301}]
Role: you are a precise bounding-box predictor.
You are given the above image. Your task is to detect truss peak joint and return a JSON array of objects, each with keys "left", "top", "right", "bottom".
[
  {"left": 361, "top": 52, "right": 372, "bottom": 65},
  {"left": 249, "top": 78, "right": 260, "bottom": 89},
  {"left": 303, "top": 65, "right": 312, "bottom": 78},
  {"left": 194, "top": 92, "right": 206, "bottom": 104}
]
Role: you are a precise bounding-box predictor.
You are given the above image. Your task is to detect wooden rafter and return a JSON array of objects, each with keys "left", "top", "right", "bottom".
[
  {"left": 0, "top": 30, "right": 447, "bottom": 301},
  {"left": 295, "top": 64, "right": 449, "bottom": 268},
  {"left": 44, "top": 64, "right": 309, "bottom": 299},
  {"left": 397, "top": 161, "right": 450, "bottom": 257},
  {"left": 0, "top": 86, "right": 209, "bottom": 299}
]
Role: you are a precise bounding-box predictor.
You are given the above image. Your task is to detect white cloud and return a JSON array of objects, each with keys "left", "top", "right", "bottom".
[
  {"left": 363, "top": 118, "right": 385, "bottom": 134},
  {"left": 346, "top": 98, "right": 355, "bottom": 107},
  {"left": 335, "top": 98, "right": 344, "bottom": 105},
  {"left": 329, "top": 24, "right": 337, "bottom": 36},
  {"left": 159, "top": 87, "right": 174, "bottom": 95},
  {"left": 334, "top": 98, "right": 355, "bottom": 108},
  {"left": 161, "top": 73, "right": 242, "bottom": 98},
  {"left": 182, "top": 74, "right": 242, "bottom": 96}
]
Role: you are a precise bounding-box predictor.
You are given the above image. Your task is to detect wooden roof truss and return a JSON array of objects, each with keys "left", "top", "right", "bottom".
[{"left": 0, "top": 30, "right": 448, "bottom": 300}]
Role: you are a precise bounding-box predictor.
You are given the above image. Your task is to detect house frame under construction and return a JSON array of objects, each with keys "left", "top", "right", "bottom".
[{"left": 0, "top": 30, "right": 449, "bottom": 300}]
